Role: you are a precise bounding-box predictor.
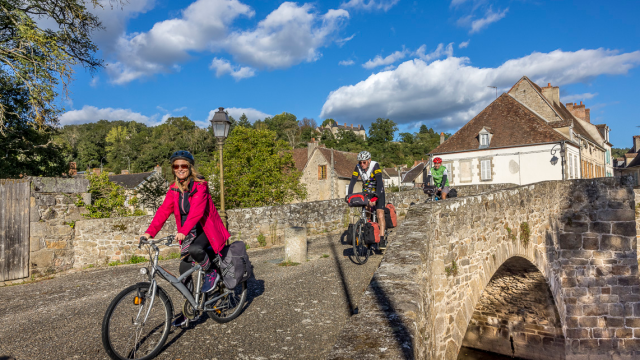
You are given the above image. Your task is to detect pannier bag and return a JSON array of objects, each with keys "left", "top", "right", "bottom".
[
  {"left": 384, "top": 203, "right": 397, "bottom": 228},
  {"left": 423, "top": 185, "right": 437, "bottom": 195},
  {"left": 346, "top": 193, "right": 370, "bottom": 207},
  {"left": 346, "top": 223, "right": 354, "bottom": 243},
  {"left": 448, "top": 188, "right": 458, "bottom": 198},
  {"left": 363, "top": 221, "right": 380, "bottom": 244},
  {"left": 216, "top": 241, "right": 253, "bottom": 290}
]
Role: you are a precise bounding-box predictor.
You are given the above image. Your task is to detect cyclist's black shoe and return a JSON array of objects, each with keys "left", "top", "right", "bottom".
[
  {"left": 200, "top": 270, "right": 220, "bottom": 294},
  {"left": 172, "top": 314, "right": 187, "bottom": 327},
  {"left": 379, "top": 234, "right": 387, "bottom": 249}
]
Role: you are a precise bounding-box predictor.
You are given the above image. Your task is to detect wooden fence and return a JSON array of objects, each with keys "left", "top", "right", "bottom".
[{"left": 0, "top": 179, "right": 30, "bottom": 281}]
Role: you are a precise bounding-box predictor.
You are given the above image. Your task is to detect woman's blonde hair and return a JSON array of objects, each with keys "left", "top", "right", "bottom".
[{"left": 172, "top": 161, "right": 204, "bottom": 192}]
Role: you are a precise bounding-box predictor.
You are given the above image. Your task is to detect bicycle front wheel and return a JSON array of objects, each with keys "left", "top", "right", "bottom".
[
  {"left": 102, "top": 282, "right": 173, "bottom": 360},
  {"left": 353, "top": 219, "right": 369, "bottom": 265}
]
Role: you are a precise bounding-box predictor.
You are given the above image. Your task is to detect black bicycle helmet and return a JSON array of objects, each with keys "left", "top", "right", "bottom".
[{"left": 169, "top": 150, "right": 195, "bottom": 165}]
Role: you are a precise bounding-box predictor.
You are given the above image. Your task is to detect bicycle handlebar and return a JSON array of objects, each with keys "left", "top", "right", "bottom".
[{"left": 138, "top": 235, "right": 176, "bottom": 249}]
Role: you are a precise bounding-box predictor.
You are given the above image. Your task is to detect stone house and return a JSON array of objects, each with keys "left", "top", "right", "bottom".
[
  {"left": 614, "top": 135, "right": 640, "bottom": 187},
  {"left": 108, "top": 166, "right": 166, "bottom": 213},
  {"left": 401, "top": 161, "right": 428, "bottom": 188},
  {"left": 316, "top": 119, "right": 367, "bottom": 140},
  {"left": 293, "top": 142, "right": 363, "bottom": 202},
  {"left": 430, "top": 92, "right": 580, "bottom": 186},
  {"left": 383, "top": 167, "right": 402, "bottom": 187},
  {"left": 508, "top": 77, "right": 612, "bottom": 178}
]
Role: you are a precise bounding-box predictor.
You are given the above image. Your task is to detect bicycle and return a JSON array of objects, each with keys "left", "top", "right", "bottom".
[
  {"left": 101, "top": 235, "right": 248, "bottom": 360},
  {"left": 351, "top": 197, "right": 386, "bottom": 265},
  {"left": 423, "top": 185, "right": 442, "bottom": 202}
]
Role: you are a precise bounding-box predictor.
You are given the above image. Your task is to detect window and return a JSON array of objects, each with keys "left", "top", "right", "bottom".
[
  {"left": 460, "top": 161, "right": 472, "bottom": 183},
  {"left": 480, "top": 159, "right": 492, "bottom": 181},
  {"left": 574, "top": 155, "right": 578, "bottom": 178},
  {"left": 443, "top": 163, "right": 453, "bottom": 185},
  {"left": 569, "top": 155, "right": 573, "bottom": 179},
  {"left": 318, "top": 165, "right": 327, "bottom": 180},
  {"left": 480, "top": 134, "right": 489, "bottom": 146}
]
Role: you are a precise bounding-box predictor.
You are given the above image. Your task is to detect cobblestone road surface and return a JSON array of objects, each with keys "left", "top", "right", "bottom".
[{"left": 0, "top": 233, "right": 385, "bottom": 360}]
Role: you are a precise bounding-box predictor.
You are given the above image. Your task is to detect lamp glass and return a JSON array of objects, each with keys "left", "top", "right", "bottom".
[{"left": 211, "top": 107, "right": 231, "bottom": 139}]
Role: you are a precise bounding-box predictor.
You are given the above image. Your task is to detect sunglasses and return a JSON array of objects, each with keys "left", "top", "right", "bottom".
[
  {"left": 359, "top": 161, "right": 368, "bottom": 164},
  {"left": 172, "top": 164, "right": 190, "bottom": 170}
]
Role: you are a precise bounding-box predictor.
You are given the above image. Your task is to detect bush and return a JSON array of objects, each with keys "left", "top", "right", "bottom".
[{"left": 82, "top": 173, "right": 145, "bottom": 218}]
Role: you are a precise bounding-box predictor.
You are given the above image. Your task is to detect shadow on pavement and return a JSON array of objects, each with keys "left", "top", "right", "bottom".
[
  {"left": 245, "top": 277, "right": 265, "bottom": 307},
  {"left": 329, "top": 241, "right": 357, "bottom": 315},
  {"left": 0, "top": 356, "right": 17, "bottom": 360},
  {"left": 370, "top": 275, "right": 414, "bottom": 360}
]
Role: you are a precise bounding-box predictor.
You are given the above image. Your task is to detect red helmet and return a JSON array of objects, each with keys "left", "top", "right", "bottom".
[{"left": 433, "top": 157, "right": 442, "bottom": 164}]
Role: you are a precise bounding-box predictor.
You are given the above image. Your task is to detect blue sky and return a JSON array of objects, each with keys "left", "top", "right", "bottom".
[{"left": 60, "top": 0, "right": 640, "bottom": 148}]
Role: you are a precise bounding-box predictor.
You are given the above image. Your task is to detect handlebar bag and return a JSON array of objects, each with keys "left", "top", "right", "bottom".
[
  {"left": 216, "top": 241, "right": 253, "bottom": 290},
  {"left": 423, "top": 185, "right": 437, "bottom": 195},
  {"left": 346, "top": 192, "right": 369, "bottom": 207},
  {"left": 363, "top": 221, "right": 380, "bottom": 245}
]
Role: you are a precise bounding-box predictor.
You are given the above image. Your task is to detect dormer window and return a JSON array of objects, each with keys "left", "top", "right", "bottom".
[{"left": 478, "top": 127, "right": 492, "bottom": 149}]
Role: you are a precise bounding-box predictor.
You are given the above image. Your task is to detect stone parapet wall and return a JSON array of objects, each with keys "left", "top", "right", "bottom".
[
  {"left": 28, "top": 177, "right": 90, "bottom": 276},
  {"left": 73, "top": 215, "right": 177, "bottom": 268},
  {"left": 328, "top": 178, "right": 640, "bottom": 360}
]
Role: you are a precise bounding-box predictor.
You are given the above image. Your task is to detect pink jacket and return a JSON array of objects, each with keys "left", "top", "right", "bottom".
[{"left": 145, "top": 181, "right": 230, "bottom": 254}]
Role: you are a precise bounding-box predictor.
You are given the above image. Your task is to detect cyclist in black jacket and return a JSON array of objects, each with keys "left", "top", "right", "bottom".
[{"left": 347, "top": 151, "right": 386, "bottom": 246}]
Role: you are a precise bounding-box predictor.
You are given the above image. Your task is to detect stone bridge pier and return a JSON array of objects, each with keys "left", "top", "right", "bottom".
[{"left": 328, "top": 178, "right": 640, "bottom": 360}]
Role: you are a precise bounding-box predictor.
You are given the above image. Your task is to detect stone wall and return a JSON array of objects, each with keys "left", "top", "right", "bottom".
[
  {"left": 28, "top": 177, "right": 90, "bottom": 276},
  {"left": 328, "top": 178, "right": 640, "bottom": 360}
]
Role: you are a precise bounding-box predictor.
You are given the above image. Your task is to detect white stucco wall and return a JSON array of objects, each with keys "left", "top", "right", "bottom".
[{"left": 436, "top": 143, "right": 576, "bottom": 186}]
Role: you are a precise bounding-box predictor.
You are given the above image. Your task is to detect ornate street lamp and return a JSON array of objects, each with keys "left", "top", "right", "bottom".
[{"left": 210, "top": 107, "right": 231, "bottom": 229}]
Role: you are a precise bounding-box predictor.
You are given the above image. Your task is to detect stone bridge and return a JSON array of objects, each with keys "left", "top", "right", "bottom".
[{"left": 329, "top": 178, "right": 640, "bottom": 360}]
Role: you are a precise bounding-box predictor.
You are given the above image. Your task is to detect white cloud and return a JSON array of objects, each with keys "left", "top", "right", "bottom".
[
  {"left": 89, "top": 76, "right": 99, "bottom": 87},
  {"left": 91, "top": 0, "right": 157, "bottom": 54},
  {"left": 320, "top": 48, "right": 640, "bottom": 130},
  {"left": 469, "top": 7, "right": 508, "bottom": 33},
  {"left": 341, "top": 0, "right": 400, "bottom": 12},
  {"left": 106, "top": 0, "right": 254, "bottom": 84},
  {"left": 156, "top": 105, "right": 169, "bottom": 113},
  {"left": 339, "top": 59, "right": 355, "bottom": 66},
  {"left": 208, "top": 107, "right": 273, "bottom": 123},
  {"left": 224, "top": 3, "right": 349, "bottom": 69},
  {"left": 173, "top": 106, "right": 188, "bottom": 112},
  {"left": 336, "top": 34, "right": 356, "bottom": 47},
  {"left": 415, "top": 43, "right": 453, "bottom": 62},
  {"left": 210, "top": 58, "right": 256, "bottom": 80},
  {"left": 59, "top": 105, "right": 164, "bottom": 126},
  {"left": 363, "top": 49, "right": 408, "bottom": 69},
  {"left": 562, "top": 93, "right": 598, "bottom": 103},
  {"left": 458, "top": 40, "right": 470, "bottom": 49}
]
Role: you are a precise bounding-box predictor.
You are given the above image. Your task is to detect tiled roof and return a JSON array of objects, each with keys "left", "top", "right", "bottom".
[
  {"left": 292, "top": 148, "right": 309, "bottom": 171},
  {"left": 548, "top": 119, "right": 572, "bottom": 128},
  {"left": 402, "top": 163, "right": 426, "bottom": 183},
  {"left": 316, "top": 148, "right": 360, "bottom": 179},
  {"left": 384, "top": 167, "right": 399, "bottom": 177},
  {"left": 625, "top": 153, "right": 640, "bottom": 168},
  {"left": 430, "top": 94, "right": 566, "bottom": 154},
  {"left": 625, "top": 153, "right": 637, "bottom": 158},
  {"left": 109, "top": 172, "right": 155, "bottom": 189}
]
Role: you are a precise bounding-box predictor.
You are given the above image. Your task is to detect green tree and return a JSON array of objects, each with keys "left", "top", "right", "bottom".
[
  {"left": 0, "top": 0, "right": 113, "bottom": 130},
  {"left": 200, "top": 127, "right": 307, "bottom": 209},
  {"left": 105, "top": 126, "right": 132, "bottom": 173},
  {"left": 611, "top": 148, "right": 630, "bottom": 159},
  {"left": 238, "top": 113, "right": 251, "bottom": 128},
  {"left": 81, "top": 173, "right": 143, "bottom": 218},
  {"left": 321, "top": 119, "right": 335, "bottom": 127},
  {"left": 368, "top": 118, "right": 398, "bottom": 145}
]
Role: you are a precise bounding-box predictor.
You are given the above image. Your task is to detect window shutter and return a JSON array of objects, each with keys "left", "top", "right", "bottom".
[
  {"left": 481, "top": 160, "right": 491, "bottom": 180},
  {"left": 569, "top": 155, "right": 573, "bottom": 179}
]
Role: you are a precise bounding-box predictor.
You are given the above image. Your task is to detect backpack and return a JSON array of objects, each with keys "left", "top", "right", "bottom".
[
  {"left": 384, "top": 203, "right": 397, "bottom": 228},
  {"left": 346, "top": 193, "right": 369, "bottom": 207},
  {"left": 216, "top": 241, "right": 253, "bottom": 290},
  {"left": 448, "top": 188, "right": 458, "bottom": 198},
  {"left": 363, "top": 221, "right": 380, "bottom": 245}
]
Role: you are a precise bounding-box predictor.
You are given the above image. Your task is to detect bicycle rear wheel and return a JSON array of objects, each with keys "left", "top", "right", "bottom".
[
  {"left": 206, "top": 281, "right": 248, "bottom": 323},
  {"left": 352, "top": 219, "right": 369, "bottom": 265},
  {"left": 102, "top": 282, "right": 172, "bottom": 360}
]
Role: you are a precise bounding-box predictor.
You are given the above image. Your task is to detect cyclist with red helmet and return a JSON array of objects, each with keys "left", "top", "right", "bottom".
[{"left": 425, "top": 157, "right": 450, "bottom": 199}]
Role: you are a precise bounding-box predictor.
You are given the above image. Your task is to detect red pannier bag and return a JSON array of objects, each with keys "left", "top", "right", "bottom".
[
  {"left": 364, "top": 221, "right": 380, "bottom": 244},
  {"left": 384, "top": 203, "right": 397, "bottom": 228},
  {"left": 346, "top": 192, "right": 369, "bottom": 207}
]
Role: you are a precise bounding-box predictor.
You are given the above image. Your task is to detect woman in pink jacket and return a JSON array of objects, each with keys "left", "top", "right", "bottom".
[{"left": 142, "top": 150, "right": 230, "bottom": 326}]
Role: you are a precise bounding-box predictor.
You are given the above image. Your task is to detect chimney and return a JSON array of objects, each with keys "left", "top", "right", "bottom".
[
  {"left": 440, "top": 132, "right": 445, "bottom": 144},
  {"left": 566, "top": 101, "right": 589, "bottom": 122},
  {"left": 351, "top": 124, "right": 353, "bottom": 129},
  {"left": 121, "top": 169, "right": 129, "bottom": 175},
  {"left": 344, "top": 123, "right": 347, "bottom": 128},
  {"left": 541, "top": 82, "right": 560, "bottom": 105},
  {"left": 634, "top": 136, "right": 640, "bottom": 153},
  {"left": 308, "top": 138, "right": 317, "bottom": 159},
  {"left": 154, "top": 164, "right": 162, "bottom": 175}
]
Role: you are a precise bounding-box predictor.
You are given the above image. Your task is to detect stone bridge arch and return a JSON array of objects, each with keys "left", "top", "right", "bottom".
[{"left": 328, "top": 178, "right": 640, "bottom": 360}]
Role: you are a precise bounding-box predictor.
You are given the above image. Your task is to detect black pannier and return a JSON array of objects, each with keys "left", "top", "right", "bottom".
[{"left": 448, "top": 188, "right": 458, "bottom": 198}]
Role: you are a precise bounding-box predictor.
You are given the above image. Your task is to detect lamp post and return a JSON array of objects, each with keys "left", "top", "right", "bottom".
[{"left": 210, "top": 107, "right": 231, "bottom": 229}]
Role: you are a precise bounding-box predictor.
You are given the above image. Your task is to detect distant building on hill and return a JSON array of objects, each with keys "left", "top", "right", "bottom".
[{"left": 317, "top": 120, "right": 367, "bottom": 140}]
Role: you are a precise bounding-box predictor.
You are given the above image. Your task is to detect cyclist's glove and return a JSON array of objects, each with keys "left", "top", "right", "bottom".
[{"left": 180, "top": 233, "right": 196, "bottom": 256}]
